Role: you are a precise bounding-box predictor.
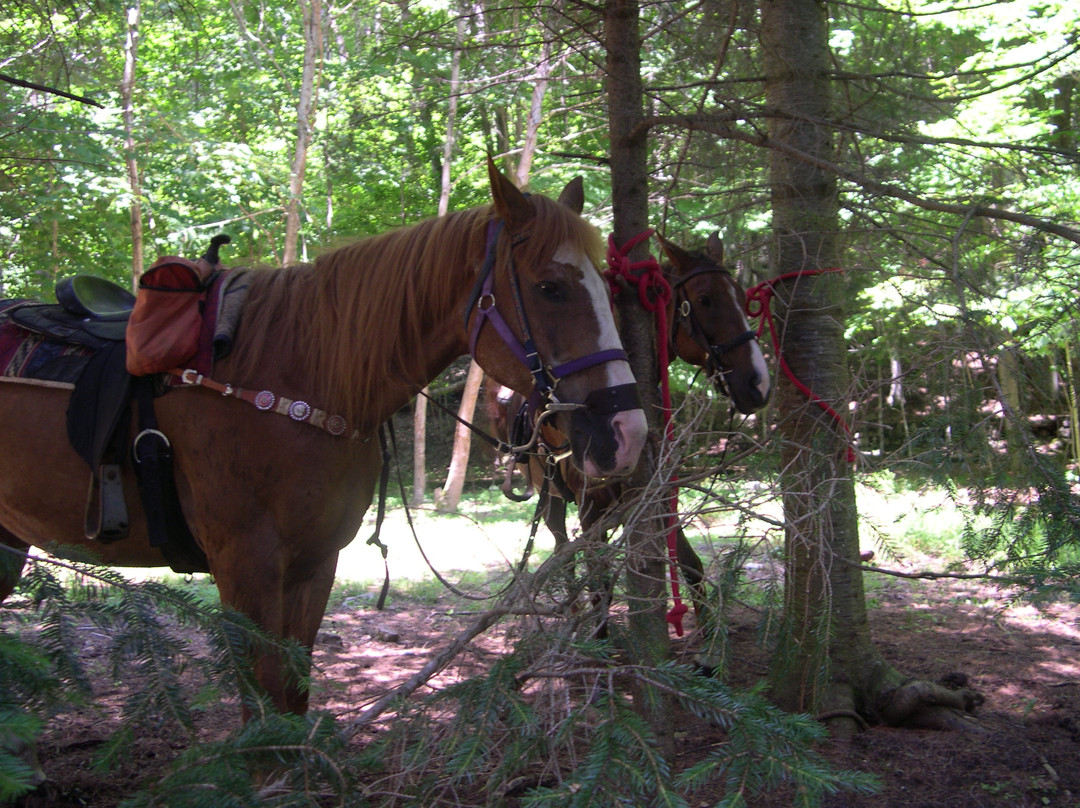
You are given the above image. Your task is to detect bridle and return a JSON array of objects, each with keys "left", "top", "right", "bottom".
[
  {"left": 467, "top": 218, "right": 642, "bottom": 439},
  {"left": 669, "top": 264, "right": 757, "bottom": 396}
]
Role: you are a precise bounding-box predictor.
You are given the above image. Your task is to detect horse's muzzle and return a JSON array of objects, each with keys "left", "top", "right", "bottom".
[
  {"left": 728, "top": 372, "right": 771, "bottom": 414},
  {"left": 566, "top": 385, "right": 647, "bottom": 478}
]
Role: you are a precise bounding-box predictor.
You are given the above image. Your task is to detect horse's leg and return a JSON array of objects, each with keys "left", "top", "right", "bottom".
[
  {"left": 577, "top": 494, "right": 613, "bottom": 639},
  {"left": 675, "top": 528, "right": 708, "bottom": 621},
  {"left": 212, "top": 546, "right": 339, "bottom": 717},
  {"left": 279, "top": 553, "right": 340, "bottom": 714},
  {"left": 211, "top": 566, "right": 289, "bottom": 716},
  {"left": 0, "top": 524, "right": 30, "bottom": 604},
  {"left": 542, "top": 487, "right": 570, "bottom": 547}
]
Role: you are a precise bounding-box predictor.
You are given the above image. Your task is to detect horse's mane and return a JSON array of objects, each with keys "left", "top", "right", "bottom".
[{"left": 230, "top": 193, "right": 604, "bottom": 433}]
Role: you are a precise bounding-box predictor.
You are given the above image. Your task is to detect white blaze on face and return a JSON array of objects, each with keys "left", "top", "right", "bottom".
[
  {"left": 552, "top": 243, "right": 634, "bottom": 389},
  {"left": 553, "top": 243, "right": 647, "bottom": 477},
  {"left": 725, "top": 282, "right": 771, "bottom": 401}
]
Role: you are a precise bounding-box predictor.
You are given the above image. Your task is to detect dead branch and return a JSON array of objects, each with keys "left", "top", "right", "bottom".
[{"left": 0, "top": 72, "right": 103, "bottom": 108}]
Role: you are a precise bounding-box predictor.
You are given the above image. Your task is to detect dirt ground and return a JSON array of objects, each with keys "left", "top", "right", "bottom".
[{"left": 8, "top": 569, "right": 1080, "bottom": 808}]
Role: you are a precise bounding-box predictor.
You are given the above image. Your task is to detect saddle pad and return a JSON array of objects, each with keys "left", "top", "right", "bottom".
[{"left": 0, "top": 300, "right": 94, "bottom": 385}]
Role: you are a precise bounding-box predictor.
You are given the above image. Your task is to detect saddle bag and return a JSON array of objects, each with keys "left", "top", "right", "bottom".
[{"left": 126, "top": 254, "right": 219, "bottom": 376}]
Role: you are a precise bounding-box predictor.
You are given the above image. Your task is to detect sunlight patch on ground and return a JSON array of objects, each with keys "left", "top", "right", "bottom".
[{"left": 336, "top": 499, "right": 555, "bottom": 586}]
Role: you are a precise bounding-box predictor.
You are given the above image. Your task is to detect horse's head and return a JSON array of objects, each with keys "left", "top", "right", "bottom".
[
  {"left": 467, "top": 161, "right": 648, "bottom": 479},
  {"left": 658, "top": 232, "right": 771, "bottom": 414}
]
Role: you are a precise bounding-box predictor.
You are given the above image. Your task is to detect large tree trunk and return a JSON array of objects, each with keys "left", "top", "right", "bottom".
[
  {"left": 282, "top": 0, "right": 321, "bottom": 267},
  {"left": 605, "top": 0, "right": 675, "bottom": 763},
  {"left": 121, "top": 1, "right": 143, "bottom": 286},
  {"left": 761, "top": 0, "right": 982, "bottom": 736}
]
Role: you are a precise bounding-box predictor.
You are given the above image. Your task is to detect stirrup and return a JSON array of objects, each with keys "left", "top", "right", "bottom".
[{"left": 84, "top": 465, "right": 129, "bottom": 542}]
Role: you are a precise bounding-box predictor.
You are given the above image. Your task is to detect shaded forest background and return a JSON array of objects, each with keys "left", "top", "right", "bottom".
[
  {"left": 4, "top": 0, "right": 1080, "bottom": 484},
  {"left": 2, "top": 0, "right": 1080, "bottom": 805}
]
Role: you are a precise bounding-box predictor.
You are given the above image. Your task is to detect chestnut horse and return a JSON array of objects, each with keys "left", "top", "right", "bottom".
[
  {"left": 488, "top": 232, "right": 769, "bottom": 613},
  {"left": 0, "top": 161, "right": 648, "bottom": 714}
]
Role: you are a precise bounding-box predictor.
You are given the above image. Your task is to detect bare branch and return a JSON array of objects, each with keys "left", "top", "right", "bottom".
[
  {"left": 0, "top": 72, "right": 103, "bottom": 108},
  {"left": 640, "top": 113, "right": 1080, "bottom": 247}
]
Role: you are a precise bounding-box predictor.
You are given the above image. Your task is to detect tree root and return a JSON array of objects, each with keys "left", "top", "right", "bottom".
[
  {"left": 875, "top": 675, "right": 986, "bottom": 731},
  {"left": 817, "top": 708, "right": 870, "bottom": 732}
]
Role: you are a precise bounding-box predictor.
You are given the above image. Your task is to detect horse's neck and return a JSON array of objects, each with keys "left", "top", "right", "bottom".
[
  {"left": 221, "top": 258, "right": 475, "bottom": 439},
  {"left": 368, "top": 334, "right": 468, "bottom": 427}
]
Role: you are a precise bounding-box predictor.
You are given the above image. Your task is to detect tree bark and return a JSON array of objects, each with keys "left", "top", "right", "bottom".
[
  {"left": 121, "top": 2, "right": 143, "bottom": 286},
  {"left": 760, "top": 0, "right": 982, "bottom": 736},
  {"left": 282, "top": 0, "right": 321, "bottom": 267},
  {"left": 431, "top": 13, "right": 471, "bottom": 513},
  {"left": 605, "top": 0, "right": 675, "bottom": 763},
  {"left": 434, "top": 360, "right": 484, "bottom": 513},
  {"left": 513, "top": 4, "right": 564, "bottom": 186}
]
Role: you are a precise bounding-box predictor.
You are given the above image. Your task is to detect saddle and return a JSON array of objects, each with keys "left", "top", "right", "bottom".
[{"left": 6, "top": 237, "right": 236, "bottom": 573}]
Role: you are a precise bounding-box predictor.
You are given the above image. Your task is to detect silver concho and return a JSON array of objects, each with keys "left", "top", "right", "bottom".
[
  {"left": 254, "top": 390, "right": 276, "bottom": 411},
  {"left": 288, "top": 400, "right": 312, "bottom": 422},
  {"left": 325, "top": 415, "right": 347, "bottom": 436}
]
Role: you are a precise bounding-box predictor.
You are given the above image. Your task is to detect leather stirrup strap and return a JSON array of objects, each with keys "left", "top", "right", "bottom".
[{"left": 84, "top": 463, "right": 129, "bottom": 542}]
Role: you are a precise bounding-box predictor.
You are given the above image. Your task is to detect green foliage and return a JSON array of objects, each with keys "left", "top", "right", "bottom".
[
  {"left": 119, "top": 711, "right": 352, "bottom": 808},
  {"left": 7, "top": 556, "right": 310, "bottom": 746},
  {"left": 955, "top": 447, "right": 1080, "bottom": 601},
  {"left": 362, "top": 640, "right": 877, "bottom": 808}
]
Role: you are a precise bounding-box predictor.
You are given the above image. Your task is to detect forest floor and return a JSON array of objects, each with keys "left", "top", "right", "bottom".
[{"left": 8, "top": 560, "right": 1080, "bottom": 808}]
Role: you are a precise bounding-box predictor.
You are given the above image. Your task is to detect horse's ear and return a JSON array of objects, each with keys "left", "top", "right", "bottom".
[
  {"left": 705, "top": 231, "right": 725, "bottom": 265},
  {"left": 656, "top": 232, "right": 693, "bottom": 274},
  {"left": 487, "top": 157, "right": 534, "bottom": 232},
  {"left": 557, "top": 177, "right": 585, "bottom": 214}
]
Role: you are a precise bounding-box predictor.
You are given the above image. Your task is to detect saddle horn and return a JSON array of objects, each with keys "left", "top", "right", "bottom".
[{"left": 202, "top": 233, "right": 232, "bottom": 266}]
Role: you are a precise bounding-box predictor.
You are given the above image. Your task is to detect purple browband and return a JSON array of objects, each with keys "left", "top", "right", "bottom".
[{"left": 549, "top": 348, "right": 628, "bottom": 379}]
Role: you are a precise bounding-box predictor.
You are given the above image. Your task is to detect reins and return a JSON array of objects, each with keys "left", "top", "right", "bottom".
[
  {"left": 372, "top": 420, "right": 545, "bottom": 604},
  {"left": 414, "top": 384, "right": 577, "bottom": 458},
  {"left": 744, "top": 267, "right": 856, "bottom": 462}
]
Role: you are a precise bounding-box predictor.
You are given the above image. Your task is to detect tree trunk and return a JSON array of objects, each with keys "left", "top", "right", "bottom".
[
  {"left": 761, "top": 0, "right": 982, "bottom": 736},
  {"left": 121, "top": 2, "right": 143, "bottom": 286},
  {"left": 282, "top": 0, "right": 321, "bottom": 267},
  {"left": 411, "top": 396, "right": 428, "bottom": 507},
  {"left": 429, "top": 13, "right": 470, "bottom": 513},
  {"left": 434, "top": 360, "right": 484, "bottom": 513},
  {"left": 605, "top": 0, "right": 675, "bottom": 763},
  {"left": 513, "top": 4, "right": 563, "bottom": 186}
]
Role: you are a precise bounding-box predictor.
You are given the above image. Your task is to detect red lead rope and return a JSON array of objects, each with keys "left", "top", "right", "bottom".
[
  {"left": 604, "top": 230, "right": 689, "bottom": 637},
  {"left": 745, "top": 268, "right": 856, "bottom": 463}
]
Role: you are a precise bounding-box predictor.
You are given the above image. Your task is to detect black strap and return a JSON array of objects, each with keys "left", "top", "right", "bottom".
[
  {"left": 416, "top": 386, "right": 515, "bottom": 455},
  {"left": 365, "top": 424, "right": 393, "bottom": 610},
  {"left": 132, "top": 379, "right": 209, "bottom": 573},
  {"left": 582, "top": 382, "right": 642, "bottom": 416}
]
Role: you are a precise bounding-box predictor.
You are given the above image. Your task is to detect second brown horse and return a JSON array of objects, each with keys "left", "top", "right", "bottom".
[{"left": 488, "top": 232, "right": 770, "bottom": 619}]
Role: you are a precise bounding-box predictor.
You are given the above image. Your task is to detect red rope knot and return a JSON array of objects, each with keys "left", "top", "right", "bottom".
[
  {"left": 744, "top": 280, "right": 775, "bottom": 337},
  {"left": 744, "top": 267, "right": 857, "bottom": 463},
  {"left": 604, "top": 230, "right": 672, "bottom": 314},
  {"left": 665, "top": 599, "right": 689, "bottom": 630}
]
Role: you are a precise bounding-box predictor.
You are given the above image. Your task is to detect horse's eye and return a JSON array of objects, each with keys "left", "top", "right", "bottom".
[
  {"left": 537, "top": 280, "right": 563, "bottom": 300},
  {"left": 697, "top": 295, "right": 712, "bottom": 308}
]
